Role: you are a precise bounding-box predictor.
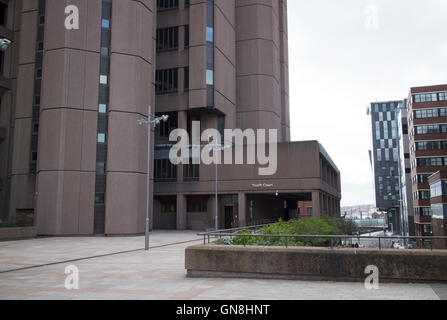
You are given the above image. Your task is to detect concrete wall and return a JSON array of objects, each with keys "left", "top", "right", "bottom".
[
  {"left": 0, "top": 226, "right": 36, "bottom": 241},
  {"left": 186, "top": 245, "right": 447, "bottom": 282}
]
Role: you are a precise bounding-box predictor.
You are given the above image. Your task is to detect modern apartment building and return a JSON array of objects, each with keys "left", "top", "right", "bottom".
[
  {"left": 429, "top": 171, "right": 447, "bottom": 248},
  {"left": 407, "top": 84, "right": 447, "bottom": 237},
  {"left": 397, "top": 100, "right": 414, "bottom": 237},
  {"left": 369, "top": 101, "right": 403, "bottom": 233},
  {"left": 0, "top": 0, "right": 341, "bottom": 235}
]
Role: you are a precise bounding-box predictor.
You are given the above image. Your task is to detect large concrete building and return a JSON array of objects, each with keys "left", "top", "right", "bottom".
[{"left": 0, "top": 0, "right": 341, "bottom": 235}]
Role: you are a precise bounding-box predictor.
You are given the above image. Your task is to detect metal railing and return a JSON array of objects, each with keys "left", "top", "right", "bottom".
[{"left": 198, "top": 226, "right": 447, "bottom": 251}]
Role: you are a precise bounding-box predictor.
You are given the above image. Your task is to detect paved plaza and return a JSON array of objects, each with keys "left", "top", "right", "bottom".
[{"left": 0, "top": 231, "right": 446, "bottom": 300}]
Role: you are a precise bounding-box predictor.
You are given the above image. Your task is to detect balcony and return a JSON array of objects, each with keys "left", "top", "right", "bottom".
[{"left": 414, "top": 215, "right": 432, "bottom": 224}]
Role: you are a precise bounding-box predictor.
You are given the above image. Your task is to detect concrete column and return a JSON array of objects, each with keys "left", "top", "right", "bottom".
[
  {"left": 312, "top": 191, "right": 321, "bottom": 218},
  {"left": 238, "top": 193, "right": 247, "bottom": 227},
  {"left": 176, "top": 194, "right": 187, "bottom": 230}
]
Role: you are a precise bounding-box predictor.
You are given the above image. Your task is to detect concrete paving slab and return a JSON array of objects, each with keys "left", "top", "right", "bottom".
[{"left": 0, "top": 232, "right": 444, "bottom": 300}]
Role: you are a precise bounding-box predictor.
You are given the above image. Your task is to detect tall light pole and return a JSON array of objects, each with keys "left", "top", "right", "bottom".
[
  {"left": 138, "top": 106, "right": 169, "bottom": 251},
  {"left": 209, "top": 142, "right": 232, "bottom": 231}
]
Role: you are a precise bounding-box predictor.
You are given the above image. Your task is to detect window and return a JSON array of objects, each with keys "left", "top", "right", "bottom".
[
  {"left": 416, "top": 141, "right": 447, "bottom": 151},
  {"left": 415, "top": 207, "right": 432, "bottom": 217},
  {"left": 157, "top": 0, "right": 179, "bottom": 10},
  {"left": 156, "top": 69, "right": 178, "bottom": 94},
  {"left": 439, "top": 92, "right": 447, "bottom": 101},
  {"left": 0, "top": 51, "right": 4, "bottom": 75},
  {"left": 415, "top": 124, "right": 447, "bottom": 135},
  {"left": 95, "top": 193, "right": 105, "bottom": 204},
  {"left": 0, "top": 3, "right": 7, "bottom": 27},
  {"left": 184, "top": 163, "right": 199, "bottom": 181},
  {"left": 416, "top": 157, "right": 447, "bottom": 168},
  {"left": 306, "top": 207, "right": 313, "bottom": 216},
  {"left": 100, "top": 47, "right": 109, "bottom": 56},
  {"left": 154, "top": 159, "right": 177, "bottom": 181},
  {"left": 99, "top": 104, "right": 107, "bottom": 113},
  {"left": 101, "top": 19, "right": 110, "bottom": 29},
  {"left": 184, "top": 25, "right": 189, "bottom": 49},
  {"left": 156, "top": 27, "right": 179, "bottom": 52},
  {"left": 206, "top": 27, "right": 214, "bottom": 42},
  {"left": 184, "top": 67, "right": 189, "bottom": 92},
  {"left": 96, "top": 162, "right": 106, "bottom": 175},
  {"left": 187, "top": 197, "right": 207, "bottom": 213},
  {"left": 414, "top": 93, "right": 438, "bottom": 103},
  {"left": 98, "top": 133, "right": 106, "bottom": 143},
  {"left": 206, "top": 69, "right": 214, "bottom": 85},
  {"left": 155, "top": 113, "right": 177, "bottom": 138},
  {"left": 431, "top": 180, "right": 447, "bottom": 198},
  {"left": 100, "top": 75, "right": 108, "bottom": 85}
]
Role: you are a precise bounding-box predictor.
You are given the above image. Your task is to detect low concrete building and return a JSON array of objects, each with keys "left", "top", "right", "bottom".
[{"left": 153, "top": 141, "right": 341, "bottom": 230}]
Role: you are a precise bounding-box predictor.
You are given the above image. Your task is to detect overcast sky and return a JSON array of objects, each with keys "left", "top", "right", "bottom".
[{"left": 287, "top": 0, "right": 447, "bottom": 206}]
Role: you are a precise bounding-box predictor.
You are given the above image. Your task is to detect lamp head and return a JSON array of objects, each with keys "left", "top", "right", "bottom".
[{"left": 0, "top": 38, "right": 12, "bottom": 51}]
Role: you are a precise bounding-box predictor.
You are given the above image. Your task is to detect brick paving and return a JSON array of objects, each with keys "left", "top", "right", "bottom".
[{"left": 0, "top": 231, "right": 445, "bottom": 300}]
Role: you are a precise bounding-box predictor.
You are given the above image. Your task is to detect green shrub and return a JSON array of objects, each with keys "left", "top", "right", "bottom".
[{"left": 232, "top": 218, "right": 341, "bottom": 247}]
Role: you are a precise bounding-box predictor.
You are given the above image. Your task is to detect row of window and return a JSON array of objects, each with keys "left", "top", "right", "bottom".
[
  {"left": 157, "top": 0, "right": 190, "bottom": 10},
  {"left": 413, "top": 190, "right": 431, "bottom": 201},
  {"left": 413, "top": 92, "right": 447, "bottom": 103},
  {"left": 413, "top": 108, "right": 447, "bottom": 119},
  {"left": 412, "top": 157, "right": 447, "bottom": 169},
  {"left": 376, "top": 148, "right": 399, "bottom": 162},
  {"left": 414, "top": 207, "right": 432, "bottom": 217},
  {"left": 412, "top": 124, "right": 447, "bottom": 136},
  {"left": 187, "top": 197, "right": 207, "bottom": 213},
  {"left": 431, "top": 180, "right": 447, "bottom": 198},
  {"left": 157, "top": 0, "right": 179, "bottom": 10},
  {"left": 412, "top": 174, "right": 430, "bottom": 186},
  {"left": 155, "top": 67, "right": 190, "bottom": 94},
  {"left": 154, "top": 159, "right": 200, "bottom": 181},
  {"left": 413, "top": 140, "right": 447, "bottom": 152}
]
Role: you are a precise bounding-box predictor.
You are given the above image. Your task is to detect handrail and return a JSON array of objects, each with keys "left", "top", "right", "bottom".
[{"left": 198, "top": 228, "right": 447, "bottom": 251}]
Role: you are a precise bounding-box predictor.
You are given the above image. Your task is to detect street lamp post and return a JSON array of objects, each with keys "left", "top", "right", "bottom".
[
  {"left": 138, "top": 106, "right": 169, "bottom": 251},
  {"left": 210, "top": 143, "right": 232, "bottom": 231}
]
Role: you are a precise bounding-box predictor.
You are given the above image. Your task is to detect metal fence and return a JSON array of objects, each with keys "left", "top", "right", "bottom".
[{"left": 198, "top": 225, "right": 447, "bottom": 251}]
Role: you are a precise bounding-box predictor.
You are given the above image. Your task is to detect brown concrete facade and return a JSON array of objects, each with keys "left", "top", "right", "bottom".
[{"left": 0, "top": 0, "right": 341, "bottom": 235}]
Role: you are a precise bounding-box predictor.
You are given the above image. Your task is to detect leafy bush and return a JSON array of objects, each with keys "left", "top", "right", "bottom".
[{"left": 232, "top": 218, "right": 341, "bottom": 247}]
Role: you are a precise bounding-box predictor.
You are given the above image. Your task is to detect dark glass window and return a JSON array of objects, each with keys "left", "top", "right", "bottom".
[
  {"left": 184, "top": 67, "right": 189, "bottom": 91},
  {"left": 155, "top": 68, "right": 178, "bottom": 94},
  {"left": 184, "top": 25, "right": 189, "bottom": 49},
  {"left": 154, "top": 159, "right": 177, "bottom": 181},
  {"left": 187, "top": 197, "right": 207, "bottom": 213},
  {"left": 0, "top": 3, "right": 7, "bottom": 27},
  {"left": 156, "top": 27, "right": 178, "bottom": 52},
  {"left": 184, "top": 164, "right": 199, "bottom": 181},
  {"left": 157, "top": 0, "right": 179, "bottom": 10}
]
